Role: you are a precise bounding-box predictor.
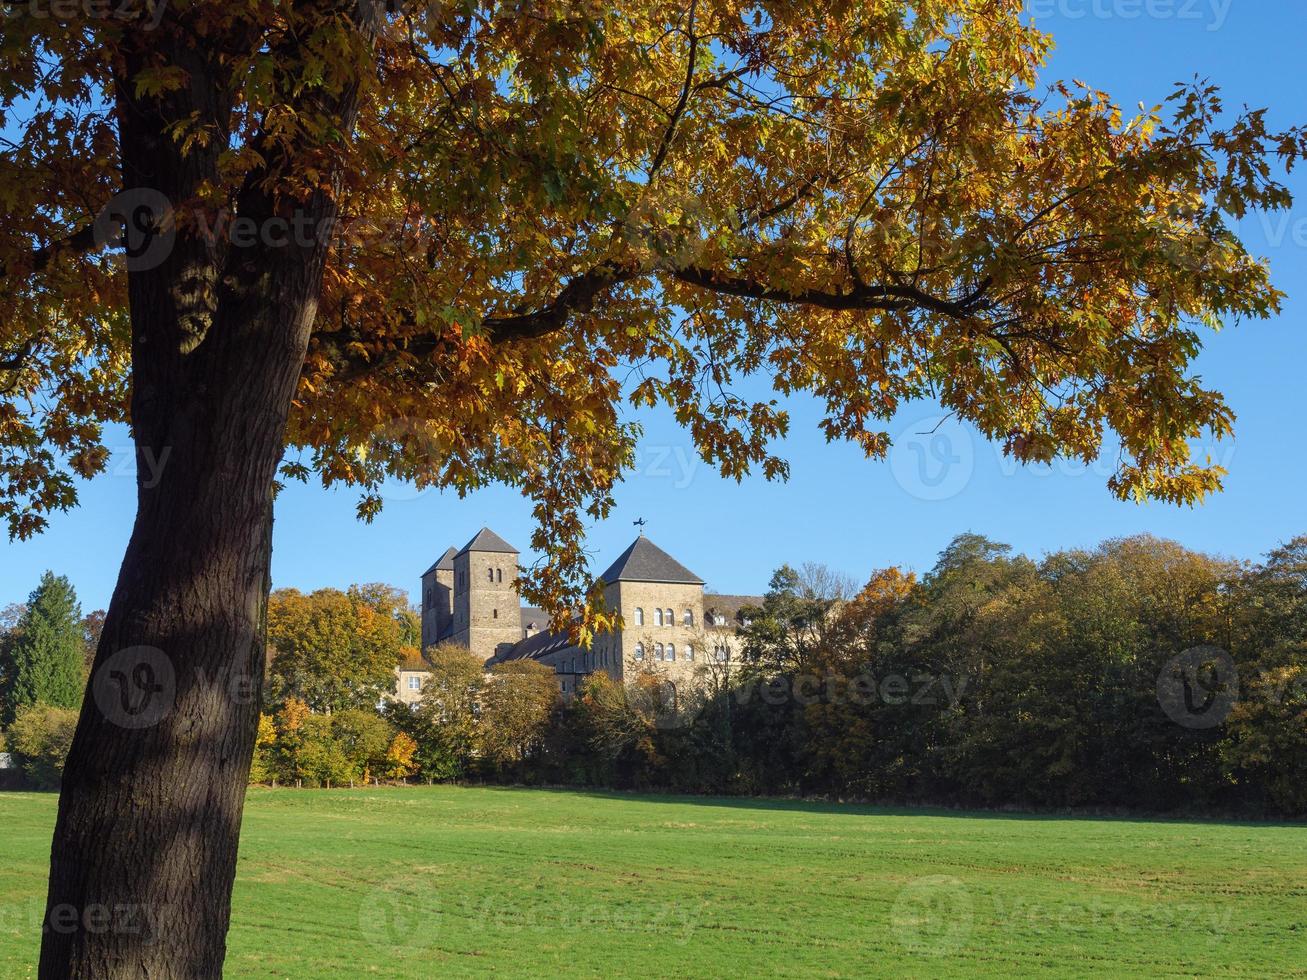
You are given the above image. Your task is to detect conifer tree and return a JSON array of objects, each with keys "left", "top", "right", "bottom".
[{"left": 1, "top": 572, "right": 85, "bottom": 726}]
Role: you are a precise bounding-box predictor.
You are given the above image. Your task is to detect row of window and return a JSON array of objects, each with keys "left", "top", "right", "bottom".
[
  {"left": 633, "top": 642, "right": 693, "bottom": 662},
  {"left": 633, "top": 607, "right": 692, "bottom": 627},
  {"left": 630, "top": 607, "right": 735, "bottom": 628}
]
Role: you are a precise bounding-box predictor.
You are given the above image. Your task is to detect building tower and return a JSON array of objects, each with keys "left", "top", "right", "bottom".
[
  {"left": 419, "top": 546, "right": 457, "bottom": 651},
  {"left": 450, "top": 527, "right": 523, "bottom": 663}
]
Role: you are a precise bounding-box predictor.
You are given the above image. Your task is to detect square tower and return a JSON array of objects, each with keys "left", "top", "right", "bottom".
[
  {"left": 420, "top": 546, "right": 456, "bottom": 650},
  {"left": 595, "top": 535, "right": 706, "bottom": 686},
  {"left": 450, "top": 527, "right": 523, "bottom": 663}
]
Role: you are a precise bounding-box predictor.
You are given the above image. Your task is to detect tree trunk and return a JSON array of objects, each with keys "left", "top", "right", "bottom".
[
  {"left": 37, "top": 10, "right": 371, "bottom": 973},
  {"left": 39, "top": 385, "right": 284, "bottom": 978}
]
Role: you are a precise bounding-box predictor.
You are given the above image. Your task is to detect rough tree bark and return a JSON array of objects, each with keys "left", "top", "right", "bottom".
[{"left": 38, "top": 11, "right": 370, "bottom": 977}]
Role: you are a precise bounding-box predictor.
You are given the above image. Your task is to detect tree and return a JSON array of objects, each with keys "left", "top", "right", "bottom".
[
  {"left": 328, "top": 708, "right": 395, "bottom": 782},
  {"left": 0, "top": 572, "right": 84, "bottom": 727},
  {"left": 8, "top": 704, "right": 80, "bottom": 790},
  {"left": 409, "top": 644, "right": 485, "bottom": 781},
  {"left": 248, "top": 714, "right": 277, "bottom": 785},
  {"left": 479, "top": 660, "right": 559, "bottom": 772},
  {"left": 0, "top": 602, "right": 24, "bottom": 712},
  {"left": 79, "top": 610, "right": 106, "bottom": 674},
  {"left": 2, "top": 3, "right": 1304, "bottom": 974},
  {"left": 737, "top": 563, "right": 852, "bottom": 672},
  {"left": 384, "top": 732, "right": 419, "bottom": 782},
  {"left": 266, "top": 587, "right": 404, "bottom": 712}
]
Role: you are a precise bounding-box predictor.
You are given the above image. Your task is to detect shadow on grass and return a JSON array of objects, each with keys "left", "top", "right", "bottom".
[{"left": 451, "top": 782, "right": 1307, "bottom": 829}]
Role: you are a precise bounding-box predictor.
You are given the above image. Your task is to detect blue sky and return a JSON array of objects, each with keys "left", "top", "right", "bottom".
[{"left": 3, "top": 2, "right": 1305, "bottom": 611}]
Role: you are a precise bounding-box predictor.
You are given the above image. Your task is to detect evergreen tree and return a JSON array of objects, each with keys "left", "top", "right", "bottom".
[{"left": 1, "top": 572, "right": 85, "bottom": 726}]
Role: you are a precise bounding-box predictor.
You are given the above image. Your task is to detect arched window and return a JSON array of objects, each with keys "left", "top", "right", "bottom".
[
  {"left": 654, "top": 608, "right": 663, "bottom": 627},
  {"left": 683, "top": 609, "right": 693, "bottom": 626},
  {"left": 655, "top": 643, "right": 665, "bottom": 661},
  {"left": 666, "top": 643, "right": 675, "bottom": 662},
  {"left": 665, "top": 608, "right": 674, "bottom": 627},
  {"left": 634, "top": 607, "right": 644, "bottom": 626},
  {"left": 488, "top": 567, "right": 494, "bottom": 582},
  {"left": 496, "top": 568, "right": 503, "bottom": 583},
  {"left": 634, "top": 643, "right": 645, "bottom": 660},
  {"left": 685, "top": 644, "right": 694, "bottom": 662}
]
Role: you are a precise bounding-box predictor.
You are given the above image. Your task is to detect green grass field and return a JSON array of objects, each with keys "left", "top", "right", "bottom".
[{"left": 1, "top": 787, "right": 1305, "bottom": 977}]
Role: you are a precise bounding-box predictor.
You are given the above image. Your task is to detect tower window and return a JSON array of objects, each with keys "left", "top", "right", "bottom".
[
  {"left": 685, "top": 644, "right": 694, "bottom": 662},
  {"left": 493, "top": 608, "right": 498, "bottom": 619},
  {"left": 665, "top": 609, "right": 674, "bottom": 627},
  {"left": 497, "top": 568, "right": 503, "bottom": 583},
  {"left": 634, "top": 643, "right": 644, "bottom": 661},
  {"left": 655, "top": 643, "right": 665, "bottom": 662},
  {"left": 634, "top": 607, "right": 644, "bottom": 626},
  {"left": 683, "top": 609, "right": 693, "bottom": 626},
  {"left": 654, "top": 608, "right": 663, "bottom": 627},
  {"left": 667, "top": 643, "right": 675, "bottom": 662}
]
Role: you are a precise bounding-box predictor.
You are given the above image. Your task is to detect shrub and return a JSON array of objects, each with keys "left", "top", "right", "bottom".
[{"left": 8, "top": 703, "right": 79, "bottom": 789}]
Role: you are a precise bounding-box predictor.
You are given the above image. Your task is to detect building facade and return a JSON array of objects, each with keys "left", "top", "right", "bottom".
[{"left": 408, "top": 527, "right": 758, "bottom": 699}]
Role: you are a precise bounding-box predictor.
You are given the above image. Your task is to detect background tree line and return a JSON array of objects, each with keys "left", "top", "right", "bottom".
[
  {"left": 348, "top": 532, "right": 1304, "bottom": 817},
  {"left": 526, "top": 532, "right": 1306, "bottom": 816},
  {"left": 6, "top": 531, "right": 1305, "bottom": 816}
]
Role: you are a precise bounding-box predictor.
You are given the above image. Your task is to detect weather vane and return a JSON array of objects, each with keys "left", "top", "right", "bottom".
[{"left": 634, "top": 517, "right": 647, "bottom": 534}]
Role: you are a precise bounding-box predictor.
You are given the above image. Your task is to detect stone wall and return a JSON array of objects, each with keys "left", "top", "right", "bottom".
[{"left": 451, "top": 549, "right": 523, "bottom": 662}]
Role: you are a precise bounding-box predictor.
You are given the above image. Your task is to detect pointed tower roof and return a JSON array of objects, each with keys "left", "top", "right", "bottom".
[
  {"left": 598, "top": 536, "right": 703, "bottom": 585},
  {"left": 457, "top": 527, "right": 519, "bottom": 556},
  {"left": 423, "top": 546, "right": 458, "bottom": 576}
]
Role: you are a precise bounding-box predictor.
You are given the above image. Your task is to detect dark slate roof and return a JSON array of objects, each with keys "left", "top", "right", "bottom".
[
  {"left": 422, "top": 546, "right": 458, "bottom": 576},
  {"left": 598, "top": 536, "right": 703, "bottom": 585},
  {"left": 703, "top": 594, "right": 764, "bottom": 628},
  {"left": 520, "top": 607, "right": 547, "bottom": 631},
  {"left": 457, "top": 527, "right": 518, "bottom": 556},
  {"left": 489, "top": 627, "right": 579, "bottom": 666}
]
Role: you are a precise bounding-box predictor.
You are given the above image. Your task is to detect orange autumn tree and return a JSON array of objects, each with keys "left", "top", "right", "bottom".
[{"left": 1, "top": 1, "right": 1303, "bottom": 975}]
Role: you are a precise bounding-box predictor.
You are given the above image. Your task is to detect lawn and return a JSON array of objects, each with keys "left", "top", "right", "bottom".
[{"left": 1, "top": 787, "right": 1305, "bottom": 978}]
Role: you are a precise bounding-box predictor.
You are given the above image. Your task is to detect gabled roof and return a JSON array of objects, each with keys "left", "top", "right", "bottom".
[
  {"left": 422, "top": 546, "right": 458, "bottom": 576},
  {"left": 489, "top": 627, "right": 578, "bottom": 666},
  {"left": 598, "top": 536, "right": 703, "bottom": 585},
  {"left": 457, "top": 527, "right": 519, "bottom": 556}
]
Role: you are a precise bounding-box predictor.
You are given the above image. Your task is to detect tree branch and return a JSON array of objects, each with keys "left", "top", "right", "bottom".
[
  {"left": 670, "top": 266, "right": 992, "bottom": 318},
  {"left": 646, "top": 0, "right": 698, "bottom": 184},
  {"left": 484, "top": 262, "right": 633, "bottom": 343}
]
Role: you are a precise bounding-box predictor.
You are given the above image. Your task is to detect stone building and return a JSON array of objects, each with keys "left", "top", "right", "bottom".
[{"left": 410, "top": 527, "right": 759, "bottom": 699}]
